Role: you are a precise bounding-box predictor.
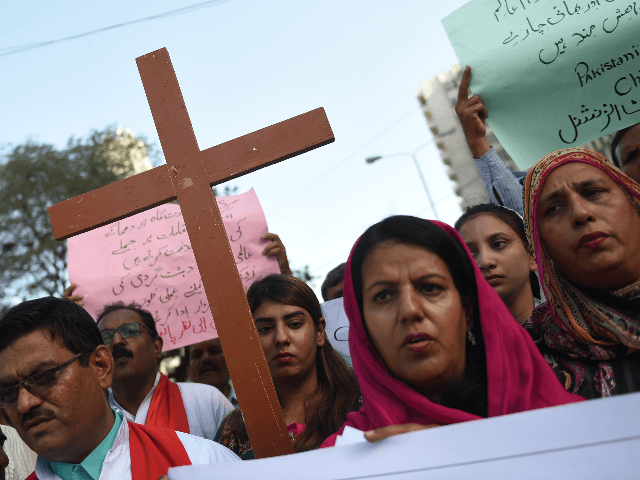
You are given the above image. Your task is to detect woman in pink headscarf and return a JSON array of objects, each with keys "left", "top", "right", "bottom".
[{"left": 322, "top": 216, "right": 581, "bottom": 446}]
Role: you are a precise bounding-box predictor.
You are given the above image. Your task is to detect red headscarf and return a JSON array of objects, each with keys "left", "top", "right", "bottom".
[{"left": 322, "top": 220, "right": 581, "bottom": 446}]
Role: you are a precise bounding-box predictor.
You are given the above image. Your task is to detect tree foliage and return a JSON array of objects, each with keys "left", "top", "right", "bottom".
[
  {"left": 291, "top": 265, "right": 317, "bottom": 285},
  {"left": 0, "top": 124, "right": 311, "bottom": 329},
  {"left": 0, "top": 127, "right": 155, "bottom": 312}
]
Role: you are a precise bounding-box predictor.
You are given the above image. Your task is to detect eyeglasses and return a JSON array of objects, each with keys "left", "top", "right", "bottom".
[
  {"left": 100, "top": 322, "right": 151, "bottom": 345},
  {"left": 0, "top": 352, "right": 84, "bottom": 408}
]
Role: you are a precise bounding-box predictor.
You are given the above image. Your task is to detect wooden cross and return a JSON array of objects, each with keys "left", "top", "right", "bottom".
[{"left": 48, "top": 47, "right": 334, "bottom": 458}]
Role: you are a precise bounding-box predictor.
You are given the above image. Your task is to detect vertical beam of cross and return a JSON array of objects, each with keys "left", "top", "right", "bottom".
[{"left": 133, "top": 48, "right": 294, "bottom": 457}]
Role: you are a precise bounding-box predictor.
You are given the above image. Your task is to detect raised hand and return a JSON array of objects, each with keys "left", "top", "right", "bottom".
[
  {"left": 261, "top": 233, "right": 292, "bottom": 276},
  {"left": 63, "top": 284, "right": 84, "bottom": 306},
  {"left": 455, "top": 65, "right": 491, "bottom": 158}
]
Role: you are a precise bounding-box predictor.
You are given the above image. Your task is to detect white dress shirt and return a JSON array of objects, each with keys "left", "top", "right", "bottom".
[
  {"left": 108, "top": 372, "right": 233, "bottom": 441},
  {"left": 31, "top": 417, "right": 239, "bottom": 480}
]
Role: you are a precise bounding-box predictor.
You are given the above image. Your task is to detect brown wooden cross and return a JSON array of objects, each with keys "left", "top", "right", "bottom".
[{"left": 48, "top": 47, "right": 334, "bottom": 458}]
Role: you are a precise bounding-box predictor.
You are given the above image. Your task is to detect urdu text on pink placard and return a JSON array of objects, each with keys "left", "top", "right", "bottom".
[{"left": 67, "top": 188, "right": 280, "bottom": 351}]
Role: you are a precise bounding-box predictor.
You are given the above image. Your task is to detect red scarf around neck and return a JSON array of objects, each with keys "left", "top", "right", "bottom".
[
  {"left": 27, "top": 422, "right": 191, "bottom": 480},
  {"left": 128, "top": 422, "right": 191, "bottom": 479},
  {"left": 146, "top": 373, "right": 190, "bottom": 434}
]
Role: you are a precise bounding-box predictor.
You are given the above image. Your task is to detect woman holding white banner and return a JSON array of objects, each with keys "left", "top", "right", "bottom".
[
  {"left": 523, "top": 147, "right": 640, "bottom": 398},
  {"left": 321, "top": 216, "right": 581, "bottom": 446}
]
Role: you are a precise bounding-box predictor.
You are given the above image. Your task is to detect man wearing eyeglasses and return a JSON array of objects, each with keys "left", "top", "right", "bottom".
[
  {"left": 96, "top": 304, "right": 233, "bottom": 442},
  {"left": 0, "top": 297, "right": 239, "bottom": 480}
]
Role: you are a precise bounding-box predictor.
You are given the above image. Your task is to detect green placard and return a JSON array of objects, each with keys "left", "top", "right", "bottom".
[{"left": 443, "top": 0, "right": 640, "bottom": 169}]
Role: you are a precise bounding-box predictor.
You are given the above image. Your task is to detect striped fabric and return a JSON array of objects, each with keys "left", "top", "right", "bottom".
[
  {"left": 473, "top": 147, "right": 527, "bottom": 216},
  {"left": 1, "top": 425, "right": 36, "bottom": 480}
]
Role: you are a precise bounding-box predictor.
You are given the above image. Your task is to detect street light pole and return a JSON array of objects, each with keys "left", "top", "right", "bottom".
[
  {"left": 409, "top": 152, "right": 439, "bottom": 220},
  {"left": 365, "top": 136, "right": 452, "bottom": 220}
]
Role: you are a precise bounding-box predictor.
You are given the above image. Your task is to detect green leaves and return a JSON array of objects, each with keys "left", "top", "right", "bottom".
[{"left": 0, "top": 127, "right": 155, "bottom": 310}]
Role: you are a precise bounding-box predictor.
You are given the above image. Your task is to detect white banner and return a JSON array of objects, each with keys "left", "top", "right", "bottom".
[
  {"left": 321, "top": 297, "right": 352, "bottom": 368},
  {"left": 170, "top": 392, "right": 640, "bottom": 479}
]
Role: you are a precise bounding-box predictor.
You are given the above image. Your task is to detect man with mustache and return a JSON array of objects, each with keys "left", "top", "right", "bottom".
[
  {"left": 187, "top": 339, "right": 237, "bottom": 406},
  {"left": 97, "top": 304, "right": 233, "bottom": 441},
  {"left": 0, "top": 297, "right": 239, "bottom": 480}
]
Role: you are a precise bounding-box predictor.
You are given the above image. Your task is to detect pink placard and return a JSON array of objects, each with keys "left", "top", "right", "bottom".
[{"left": 67, "top": 189, "right": 280, "bottom": 351}]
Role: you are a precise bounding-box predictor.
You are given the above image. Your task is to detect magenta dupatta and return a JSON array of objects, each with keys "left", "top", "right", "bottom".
[{"left": 322, "top": 221, "right": 582, "bottom": 447}]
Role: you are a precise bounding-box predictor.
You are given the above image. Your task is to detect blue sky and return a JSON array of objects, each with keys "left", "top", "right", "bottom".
[{"left": 0, "top": 0, "right": 470, "bottom": 296}]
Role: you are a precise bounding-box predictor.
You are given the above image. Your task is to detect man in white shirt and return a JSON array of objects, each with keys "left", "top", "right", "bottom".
[
  {"left": 187, "top": 338, "right": 238, "bottom": 407},
  {"left": 0, "top": 297, "right": 239, "bottom": 480},
  {"left": 96, "top": 305, "right": 233, "bottom": 440}
]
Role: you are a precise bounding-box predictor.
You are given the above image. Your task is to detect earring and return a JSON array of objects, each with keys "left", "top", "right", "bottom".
[{"left": 467, "top": 330, "right": 476, "bottom": 346}]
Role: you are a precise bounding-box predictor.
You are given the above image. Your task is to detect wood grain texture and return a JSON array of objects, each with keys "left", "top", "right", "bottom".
[
  {"left": 45, "top": 47, "right": 337, "bottom": 458},
  {"left": 135, "top": 47, "right": 294, "bottom": 458},
  {"left": 48, "top": 108, "right": 333, "bottom": 240}
]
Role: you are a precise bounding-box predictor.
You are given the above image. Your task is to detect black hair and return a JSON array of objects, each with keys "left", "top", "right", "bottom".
[
  {"left": 610, "top": 124, "right": 636, "bottom": 169},
  {"left": 96, "top": 303, "right": 158, "bottom": 338},
  {"left": 321, "top": 263, "right": 346, "bottom": 301},
  {"left": 350, "top": 215, "right": 488, "bottom": 418},
  {"left": 454, "top": 203, "right": 541, "bottom": 299},
  {"left": 247, "top": 274, "right": 324, "bottom": 328},
  {"left": 0, "top": 297, "right": 104, "bottom": 367}
]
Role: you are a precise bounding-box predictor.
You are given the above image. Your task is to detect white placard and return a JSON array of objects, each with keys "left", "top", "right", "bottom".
[
  {"left": 334, "top": 426, "right": 366, "bottom": 447},
  {"left": 169, "top": 392, "right": 640, "bottom": 479},
  {"left": 320, "top": 297, "right": 352, "bottom": 368}
]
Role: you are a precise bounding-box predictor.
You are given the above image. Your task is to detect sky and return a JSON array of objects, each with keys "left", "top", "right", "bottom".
[{"left": 0, "top": 0, "right": 470, "bottom": 299}]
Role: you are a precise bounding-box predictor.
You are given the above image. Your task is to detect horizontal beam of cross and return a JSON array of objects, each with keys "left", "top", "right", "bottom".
[{"left": 48, "top": 108, "right": 333, "bottom": 240}]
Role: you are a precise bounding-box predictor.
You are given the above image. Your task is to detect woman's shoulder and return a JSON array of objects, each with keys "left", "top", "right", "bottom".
[
  {"left": 526, "top": 301, "right": 550, "bottom": 322},
  {"left": 553, "top": 351, "right": 640, "bottom": 398},
  {"left": 214, "top": 409, "right": 253, "bottom": 460},
  {"left": 522, "top": 302, "right": 549, "bottom": 339}
]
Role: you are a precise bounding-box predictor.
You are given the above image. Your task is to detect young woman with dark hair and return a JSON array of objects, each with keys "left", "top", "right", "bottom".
[
  {"left": 321, "top": 216, "right": 581, "bottom": 446},
  {"left": 455, "top": 204, "right": 540, "bottom": 325},
  {"left": 216, "top": 274, "right": 360, "bottom": 458}
]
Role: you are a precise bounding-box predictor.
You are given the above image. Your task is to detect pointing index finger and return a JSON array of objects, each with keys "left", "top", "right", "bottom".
[{"left": 458, "top": 65, "right": 472, "bottom": 104}]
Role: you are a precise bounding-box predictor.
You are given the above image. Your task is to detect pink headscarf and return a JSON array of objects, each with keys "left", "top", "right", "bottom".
[{"left": 322, "top": 220, "right": 582, "bottom": 447}]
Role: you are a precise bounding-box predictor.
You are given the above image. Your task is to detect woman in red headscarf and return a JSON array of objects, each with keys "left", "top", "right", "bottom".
[
  {"left": 322, "top": 216, "right": 581, "bottom": 446},
  {"left": 523, "top": 147, "right": 640, "bottom": 398}
]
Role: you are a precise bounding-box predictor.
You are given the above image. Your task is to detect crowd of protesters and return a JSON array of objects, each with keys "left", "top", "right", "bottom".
[{"left": 1, "top": 63, "right": 639, "bottom": 480}]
